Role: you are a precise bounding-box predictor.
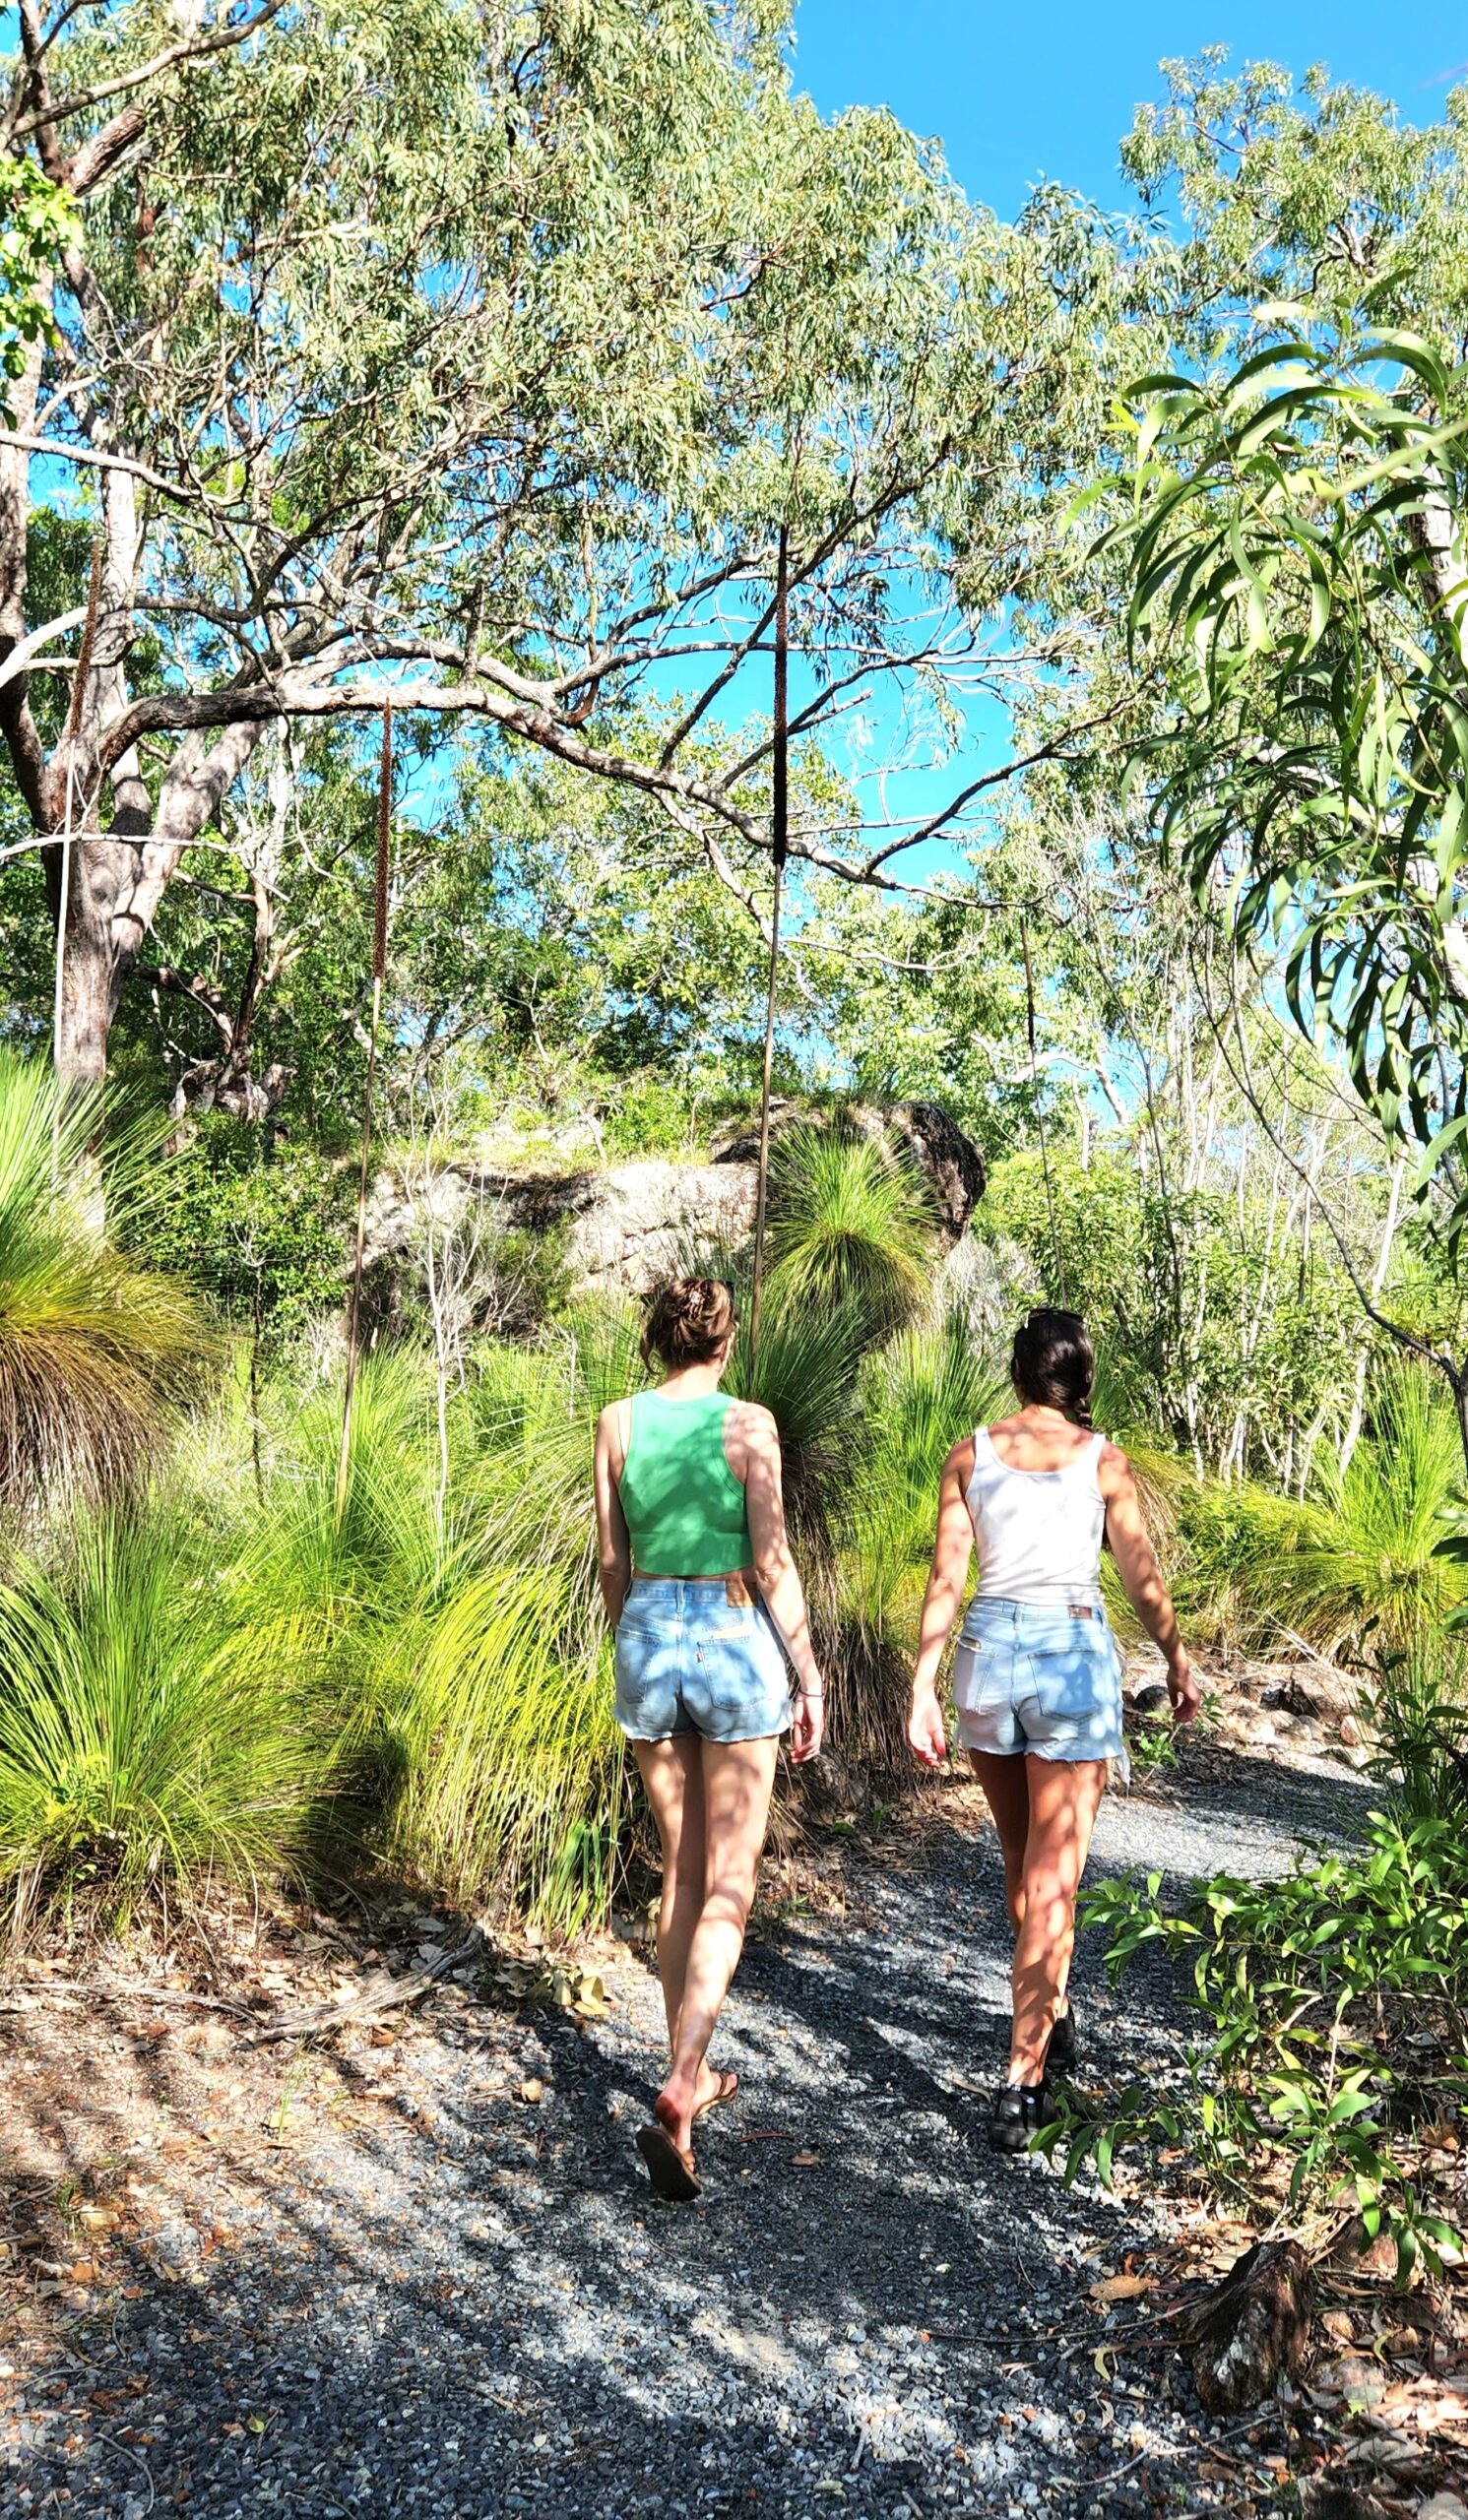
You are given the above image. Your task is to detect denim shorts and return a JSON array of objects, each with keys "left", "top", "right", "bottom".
[
  {"left": 613, "top": 1578, "right": 793, "bottom": 1744},
  {"left": 952, "top": 1597, "right": 1125, "bottom": 1768}
]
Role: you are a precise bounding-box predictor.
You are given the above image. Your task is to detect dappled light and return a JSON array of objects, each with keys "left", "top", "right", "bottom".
[{"left": 2, "top": 4, "right": 1468, "bottom": 2512}]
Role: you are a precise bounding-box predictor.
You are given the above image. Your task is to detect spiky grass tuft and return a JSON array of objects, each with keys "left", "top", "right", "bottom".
[
  {"left": 766, "top": 1122, "right": 936, "bottom": 1333},
  {"left": 0, "top": 1053, "right": 219, "bottom": 1522},
  {"left": 0, "top": 1498, "right": 326, "bottom": 1933}
]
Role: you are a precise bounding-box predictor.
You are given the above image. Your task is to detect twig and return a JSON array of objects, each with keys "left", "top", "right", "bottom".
[
  {"left": 245, "top": 1935, "right": 480, "bottom": 2047},
  {"left": 0, "top": 1980, "right": 258, "bottom": 2022},
  {"left": 102, "top": 2433, "right": 156, "bottom": 2514},
  {"left": 1091, "top": 2443, "right": 1156, "bottom": 2488}
]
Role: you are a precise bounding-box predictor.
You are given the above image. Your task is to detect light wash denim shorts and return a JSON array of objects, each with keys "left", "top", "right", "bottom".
[
  {"left": 613, "top": 1577, "right": 793, "bottom": 1744},
  {"left": 952, "top": 1597, "right": 1125, "bottom": 1767}
]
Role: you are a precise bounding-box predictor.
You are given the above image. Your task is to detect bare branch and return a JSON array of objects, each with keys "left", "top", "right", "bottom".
[
  {"left": 12, "top": 0, "right": 289, "bottom": 142},
  {"left": 0, "top": 430, "right": 225, "bottom": 506}
]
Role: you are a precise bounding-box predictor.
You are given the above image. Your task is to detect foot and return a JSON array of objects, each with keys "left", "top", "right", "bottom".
[
  {"left": 637, "top": 2106, "right": 701, "bottom": 2202},
  {"left": 654, "top": 2069, "right": 699, "bottom": 2159},
  {"left": 651, "top": 2090, "right": 697, "bottom": 2172},
  {"left": 691, "top": 2065, "right": 739, "bottom": 2122},
  {"left": 988, "top": 2079, "right": 1057, "bottom": 2155}
]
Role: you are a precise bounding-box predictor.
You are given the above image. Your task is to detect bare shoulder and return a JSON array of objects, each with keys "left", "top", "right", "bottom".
[
  {"left": 944, "top": 1434, "right": 977, "bottom": 1483},
  {"left": 1097, "top": 1439, "right": 1134, "bottom": 1492},
  {"left": 729, "top": 1398, "right": 780, "bottom": 1448},
  {"left": 596, "top": 1397, "right": 634, "bottom": 1465}
]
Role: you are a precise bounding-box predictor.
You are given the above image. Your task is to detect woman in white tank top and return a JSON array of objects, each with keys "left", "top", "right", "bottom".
[{"left": 908, "top": 1308, "right": 1197, "bottom": 2154}]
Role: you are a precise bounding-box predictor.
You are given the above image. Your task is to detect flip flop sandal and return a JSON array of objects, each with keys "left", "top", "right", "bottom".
[
  {"left": 692, "top": 2070, "right": 739, "bottom": 2123},
  {"left": 636, "top": 2120, "right": 702, "bottom": 2202}
]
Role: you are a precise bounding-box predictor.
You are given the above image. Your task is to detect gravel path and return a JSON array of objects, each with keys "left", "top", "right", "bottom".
[{"left": 3, "top": 1744, "right": 1375, "bottom": 2520}]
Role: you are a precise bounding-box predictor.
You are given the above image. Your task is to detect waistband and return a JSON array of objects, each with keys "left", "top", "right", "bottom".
[
  {"left": 626, "top": 1574, "right": 760, "bottom": 1606},
  {"left": 964, "top": 1594, "right": 1107, "bottom": 1627}
]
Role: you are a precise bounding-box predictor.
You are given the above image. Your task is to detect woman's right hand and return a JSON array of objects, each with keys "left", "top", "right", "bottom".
[
  {"left": 1167, "top": 1648, "right": 1201, "bottom": 1725},
  {"left": 790, "top": 1684, "right": 824, "bottom": 1765},
  {"left": 909, "top": 1685, "right": 948, "bottom": 1768}
]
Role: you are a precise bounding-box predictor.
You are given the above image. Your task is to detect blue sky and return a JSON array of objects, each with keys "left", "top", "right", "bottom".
[{"left": 790, "top": 1, "right": 1466, "bottom": 223}]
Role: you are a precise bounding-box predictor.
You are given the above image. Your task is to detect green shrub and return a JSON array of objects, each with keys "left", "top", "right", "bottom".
[
  {"left": 1063, "top": 1809, "right": 1468, "bottom": 2279},
  {"left": 139, "top": 1114, "right": 351, "bottom": 1350},
  {"left": 0, "top": 1051, "right": 219, "bottom": 1522},
  {"left": 0, "top": 1501, "right": 326, "bottom": 1929}
]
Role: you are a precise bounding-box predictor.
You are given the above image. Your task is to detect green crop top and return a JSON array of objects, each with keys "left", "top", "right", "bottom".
[{"left": 617, "top": 1391, "right": 752, "bottom": 1577}]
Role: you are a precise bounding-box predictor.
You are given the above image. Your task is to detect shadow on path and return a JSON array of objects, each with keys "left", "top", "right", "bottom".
[{"left": 0, "top": 1749, "right": 1362, "bottom": 2519}]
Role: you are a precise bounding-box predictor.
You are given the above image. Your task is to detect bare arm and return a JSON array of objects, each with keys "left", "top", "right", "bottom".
[
  {"left": 908, "top": 1441, "right": 976, "bottom": 1768},
  {"left": 593, "top": 1406, "right": 632, "bottom": 1629},
  {"left": 1099, "top": 1446, "right": 1200, "bottom": 1724},
  {"left": 740, "top": 1406, "right": 824, "bottom": 1764}
]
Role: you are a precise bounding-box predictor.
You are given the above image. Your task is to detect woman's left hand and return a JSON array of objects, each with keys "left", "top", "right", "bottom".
[{"left": 790, "top": 1685, "right": 824, "bottom": 1764}]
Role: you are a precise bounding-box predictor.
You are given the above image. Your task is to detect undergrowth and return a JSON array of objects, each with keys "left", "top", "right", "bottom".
[{"left": 1049, "top": 1667, "right": 1468, "bottom": 2277}]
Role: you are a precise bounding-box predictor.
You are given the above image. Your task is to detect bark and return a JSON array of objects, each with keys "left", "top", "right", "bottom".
[
  {"left": 44, "top": 722, "right": 267, "bottom": 1092},
  {"left": 1183, "top": 2239, "right": 1314, "bottom": 2416}
]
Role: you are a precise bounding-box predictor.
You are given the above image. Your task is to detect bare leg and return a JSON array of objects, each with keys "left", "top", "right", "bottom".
[
  {"left": 1009, "top": 1756, "right": 1108, "bottom": 2085},
  {"left": 966, "top": 1748, "right": 1031, "bottom": 1933},
  {"left": 656, "top": 1735, "right": 780, "bottom": 2157},
  {"left": 632, "top": 1736, "right": 705, "bottom": 2054}
]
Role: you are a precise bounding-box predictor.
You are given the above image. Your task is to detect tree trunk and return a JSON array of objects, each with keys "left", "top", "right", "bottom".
[{"left": 52, "top": 843, "right": 124, "bottom": 1093}]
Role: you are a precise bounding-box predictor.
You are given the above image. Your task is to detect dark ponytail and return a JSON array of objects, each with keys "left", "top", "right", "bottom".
[{"left": 1010, "top": 1306, "right": 1095, "bottom": 1426}]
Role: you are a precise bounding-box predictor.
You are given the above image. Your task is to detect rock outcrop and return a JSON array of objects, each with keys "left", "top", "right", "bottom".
[
  {"left": 711, "top": 1100, "right": 985, "bottom": 1244},
  {"left": 358, "top": 1102, "right": 986, "bottom": 1309}
]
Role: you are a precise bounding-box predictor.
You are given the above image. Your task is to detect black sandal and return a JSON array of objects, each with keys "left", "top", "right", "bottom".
[{"left": 988, "top": 2079, "right": 1057, "bottom": 2155}]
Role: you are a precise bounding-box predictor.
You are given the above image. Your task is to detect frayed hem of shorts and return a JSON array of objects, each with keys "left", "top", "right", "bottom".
[
  {"left": 957, "top": 1735, "right": 1123, "bottom": 1768},
  {"left": 617, "top": 1722, "right": 793, "bottom": 1745}
]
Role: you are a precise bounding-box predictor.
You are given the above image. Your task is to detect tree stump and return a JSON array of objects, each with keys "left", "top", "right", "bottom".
[{"left": 1183, "top": 2239, "right": 1314, "bottom": 2414}]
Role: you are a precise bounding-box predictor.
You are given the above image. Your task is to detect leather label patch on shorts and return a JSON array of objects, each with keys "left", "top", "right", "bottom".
[
  {"left": 1067, "top": 1605, "right": 1097, "bottom": 1620},
  {"left": 725, "top": 1573, "right": 753, "bottom": 1608}
]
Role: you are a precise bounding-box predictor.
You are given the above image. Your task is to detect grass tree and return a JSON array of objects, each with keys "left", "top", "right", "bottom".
[
  {"left": 765, "top": 1122, "right": 937, "bottom": 1333},
  {"left": 0, "top": 1496, "right": 325, "bottom": 1933},
  {"left": 0, "top": 1050, "right": 216, "bottom": 1522}
]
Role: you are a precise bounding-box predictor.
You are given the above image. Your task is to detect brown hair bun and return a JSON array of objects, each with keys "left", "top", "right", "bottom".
[
  {"left": 641, "top": 1277, "right": 738, "bottom": 1371},
  {"left": 1011, "top": 1306, "right": 1095, "bottom": 1426}
]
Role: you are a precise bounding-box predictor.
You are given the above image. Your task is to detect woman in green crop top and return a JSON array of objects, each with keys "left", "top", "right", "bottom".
[{"left": 594, "top": 1276, "right": 824, "bottom": 2201}]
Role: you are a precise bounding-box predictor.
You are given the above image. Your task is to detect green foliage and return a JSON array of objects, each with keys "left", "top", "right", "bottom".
[
  {"left": 0, "top": 158, "right": 77, "bottom": 413},
  {"left": 766, "top": 1124, "right": 937, "bottom": 1334},
  {"left": 1363, "top": 1641, "right": 1468, "bottom": 1824},
  {"left": 0, "top": 1501, "right": 326, "bottom": 1926},
  {"left": 225, "top": 1329, "right": 634, "bottom": 1936},
  {"left": 1101, "top": 325, "right": 1468, "bottom": 1256},
  {"left": 138, "top": 1118, "right": 352, "bottom": 1350},
  {"left": 0, "top": 1051, "right": 220, "bottom": 1519},
  {"left": 377, "top": 1319, "right": 636, "bottom": 1933},
  {"left": 1172, "top": 1368, "right": 1468, "bottom": 1656},
  {"left": 1059, "top": 1804, "right": 1468, "bottom": 2281}
]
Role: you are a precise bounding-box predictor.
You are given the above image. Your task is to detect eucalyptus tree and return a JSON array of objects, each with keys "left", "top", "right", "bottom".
[
  {"left": 0, "top": 0, "right": 1147, "bottom": 1106},
  {"left": 1056, "top": 58, "right": 1468, "bottom": 1451}
]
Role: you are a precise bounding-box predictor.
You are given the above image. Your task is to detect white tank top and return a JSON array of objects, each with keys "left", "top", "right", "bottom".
[{"left": 965, "top": 1425, "right": 1107, "bottom": 1608}]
